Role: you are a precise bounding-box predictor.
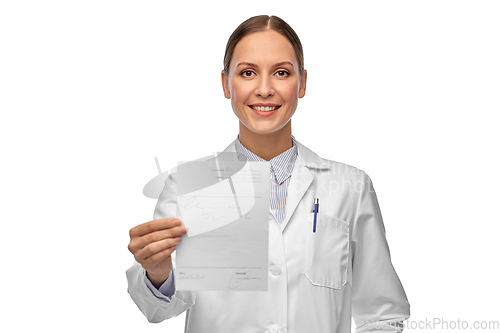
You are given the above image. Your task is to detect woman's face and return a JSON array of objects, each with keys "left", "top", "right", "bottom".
[{"left": 222, "top": 30, "right": 307, "bottom": 136}]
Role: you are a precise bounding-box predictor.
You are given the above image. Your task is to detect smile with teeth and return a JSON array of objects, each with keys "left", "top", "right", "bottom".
[{"left": 249, "top": 105, "right": 281, "bottom": 112}]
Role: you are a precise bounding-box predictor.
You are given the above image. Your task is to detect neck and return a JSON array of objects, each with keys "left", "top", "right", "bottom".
[{"left": 238, "top": 122, "right": 293, "bottom": 161}]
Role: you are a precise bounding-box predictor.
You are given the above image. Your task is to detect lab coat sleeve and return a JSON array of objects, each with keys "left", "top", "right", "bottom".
[
  {"left": 350, "top": 171, "right": 410, "bottom": 332},
  {"left": 126, "top": 172, "right": 196, "bottom": 323},
  {"left": 143, "top": 267, "right": 175, "bottom": 300}
]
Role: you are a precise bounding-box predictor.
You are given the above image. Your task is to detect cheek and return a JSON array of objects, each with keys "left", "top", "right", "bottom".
[
  {"left": 230, "top": 81, "right": 251, "bottom": 102},
  {"left": 282, "top": 82, "right": 300, "bottom": 103}
]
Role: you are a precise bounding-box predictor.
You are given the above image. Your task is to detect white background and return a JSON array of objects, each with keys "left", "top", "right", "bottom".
[{"left": 1, "top": 1, "right": 499, "bottom": 332}]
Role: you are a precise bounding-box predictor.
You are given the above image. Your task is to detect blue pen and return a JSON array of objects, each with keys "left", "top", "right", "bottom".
[{"left": 313, "top": 198, "right": 319, "bottom": 233}]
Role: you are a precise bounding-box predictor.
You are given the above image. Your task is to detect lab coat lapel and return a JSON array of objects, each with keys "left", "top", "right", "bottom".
[
  {"left": 280, "top": 154, "right": 313, "bottom": 232},
  {"left": 281, "top": 141, "right": 329, "bottom": 232},
  {"left": 218, "top": 138, "right": 330, "bottom": 233}
]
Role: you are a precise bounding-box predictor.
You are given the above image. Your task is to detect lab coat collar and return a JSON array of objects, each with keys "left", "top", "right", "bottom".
[
  {"left": 220, "top": 137, "right": 330, "bottom": 232},
  {"left": 295, "top": 141, "right": 331, "bottom": 171},
  {"left": 220, "top": 137, "right": 330, "bottom": 171}
]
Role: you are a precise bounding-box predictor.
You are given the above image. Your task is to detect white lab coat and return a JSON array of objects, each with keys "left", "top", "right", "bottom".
[{"left": 126, "top": 138, "right": 410, "bottom": 332}]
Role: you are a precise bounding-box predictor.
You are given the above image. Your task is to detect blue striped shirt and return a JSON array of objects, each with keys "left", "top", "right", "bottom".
[{"left": 234, "top": 135, "right": 298, "bottom": 224}]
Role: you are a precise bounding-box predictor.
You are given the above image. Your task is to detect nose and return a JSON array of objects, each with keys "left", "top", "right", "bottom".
[{"left": 255, "top": 76, "right": 274, "bottom": 97}]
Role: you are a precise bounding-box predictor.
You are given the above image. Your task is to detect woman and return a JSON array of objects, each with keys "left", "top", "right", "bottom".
[{"left": 127, "top": 15, "right": 410, "bottom": 332}]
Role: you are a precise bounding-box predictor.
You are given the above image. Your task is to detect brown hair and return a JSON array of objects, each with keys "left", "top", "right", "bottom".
[{"left": 223, "top": 15, "right": 304, "bottom": 78}]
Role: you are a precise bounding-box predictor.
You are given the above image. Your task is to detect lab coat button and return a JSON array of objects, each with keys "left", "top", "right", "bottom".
[
  {"left": 268, "top": 324, "right": 280, "bottom": 333},
  {"left": 270, "top": 266, "right": 281, "bottom": 276},
  {"left": 270, "top": 173, "right": 273, "bottom": 180}
]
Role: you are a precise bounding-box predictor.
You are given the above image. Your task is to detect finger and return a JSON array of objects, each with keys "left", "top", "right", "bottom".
[
  {"left": 135, "top": 237, "right": 182, "bottom": 263},
  {"left": 128, "top": 225, "right": 187, "bottom": 255},
  {"left": 142, "top": 245, "right": 177, "bottom": 269},
  {"left": 134, "top": 225, "right": 188, "bottom": 250},
  {"left": 130, "top": 218, "right": 182, "bottom": 238}
]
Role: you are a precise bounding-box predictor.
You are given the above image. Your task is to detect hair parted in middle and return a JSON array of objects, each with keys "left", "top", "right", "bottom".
[{"left": 223, "top": 15, "right": 304, "bottom": 78}]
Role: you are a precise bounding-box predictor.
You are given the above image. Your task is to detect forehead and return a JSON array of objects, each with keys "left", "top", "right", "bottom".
[{"left": 231, "top": 30, "right": 297, "bottom": 67}]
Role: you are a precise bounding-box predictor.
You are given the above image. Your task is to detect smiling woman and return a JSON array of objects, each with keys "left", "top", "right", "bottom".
[
  {"left": 126, "top": 14, "right": 410, "bottom": 333},
  {"left": 221, "top": 29, "right": 307, "bottom": 161}
]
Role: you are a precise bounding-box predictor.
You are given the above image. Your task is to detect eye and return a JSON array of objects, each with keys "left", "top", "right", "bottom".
[
  {"left": 275, "top": 70, "right": 290, "bottom": 77},
  {"left": 241, "top": 70, "right": 255, "bottom": 77}
]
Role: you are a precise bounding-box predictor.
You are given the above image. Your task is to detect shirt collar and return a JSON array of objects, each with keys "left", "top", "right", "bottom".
[{"left": 234, "top": 135, "right": 298, "bottom": 185}]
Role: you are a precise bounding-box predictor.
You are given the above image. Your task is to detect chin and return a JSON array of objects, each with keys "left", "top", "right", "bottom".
[{"left": 248, "top": 126, "right": 284, "bottom": 135}]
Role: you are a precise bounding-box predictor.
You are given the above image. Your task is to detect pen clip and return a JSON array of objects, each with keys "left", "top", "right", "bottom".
[{"left": 313, "top": 198, "right": 319, "bottom": 212}]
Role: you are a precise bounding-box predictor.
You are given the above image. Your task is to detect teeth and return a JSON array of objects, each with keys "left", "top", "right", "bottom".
[{"left": 251, "top": 106, "right": 279, "bottom": 111}]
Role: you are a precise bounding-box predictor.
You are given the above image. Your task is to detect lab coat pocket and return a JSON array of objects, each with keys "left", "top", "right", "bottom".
[{"left": 304, "top": 213, "right": 349, "bottom": 290}]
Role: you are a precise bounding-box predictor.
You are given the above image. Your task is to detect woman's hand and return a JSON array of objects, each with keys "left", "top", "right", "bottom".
[{"left": 128, "top": 218, "right": 188, "bottom": 288}]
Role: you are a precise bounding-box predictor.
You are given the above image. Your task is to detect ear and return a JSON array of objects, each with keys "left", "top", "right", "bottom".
[
  {"left": 299, "top": 69, "right": 307, "bottom": 98},
  {"left": 221, "top": 70, "right": 231, "bottom": 99},
  {"left": 298, "top": 69, "right": 307, "bottom": 98}
]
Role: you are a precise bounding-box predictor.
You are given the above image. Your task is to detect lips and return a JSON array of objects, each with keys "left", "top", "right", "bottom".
[
  {"left": 249, "top": 103, "right": 281, "bottom": 107},
  {"left": 248, "top": 103, "right": 282, "bottom": 112},
  {"left": 248, "top": 105, "right": 280, "bottom": 117}
]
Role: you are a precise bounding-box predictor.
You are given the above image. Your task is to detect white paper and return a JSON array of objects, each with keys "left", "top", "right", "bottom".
[
  {"left": 177, "top": 161, "right": 256, "bottom": 237},
  {"left": 175, "top": 154, "right": 269, "bottom": 291}
]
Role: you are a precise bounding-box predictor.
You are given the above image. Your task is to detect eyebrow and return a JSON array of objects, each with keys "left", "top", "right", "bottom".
[{"left": 236, "top": 61, "right": 294, "bottom": 68}]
